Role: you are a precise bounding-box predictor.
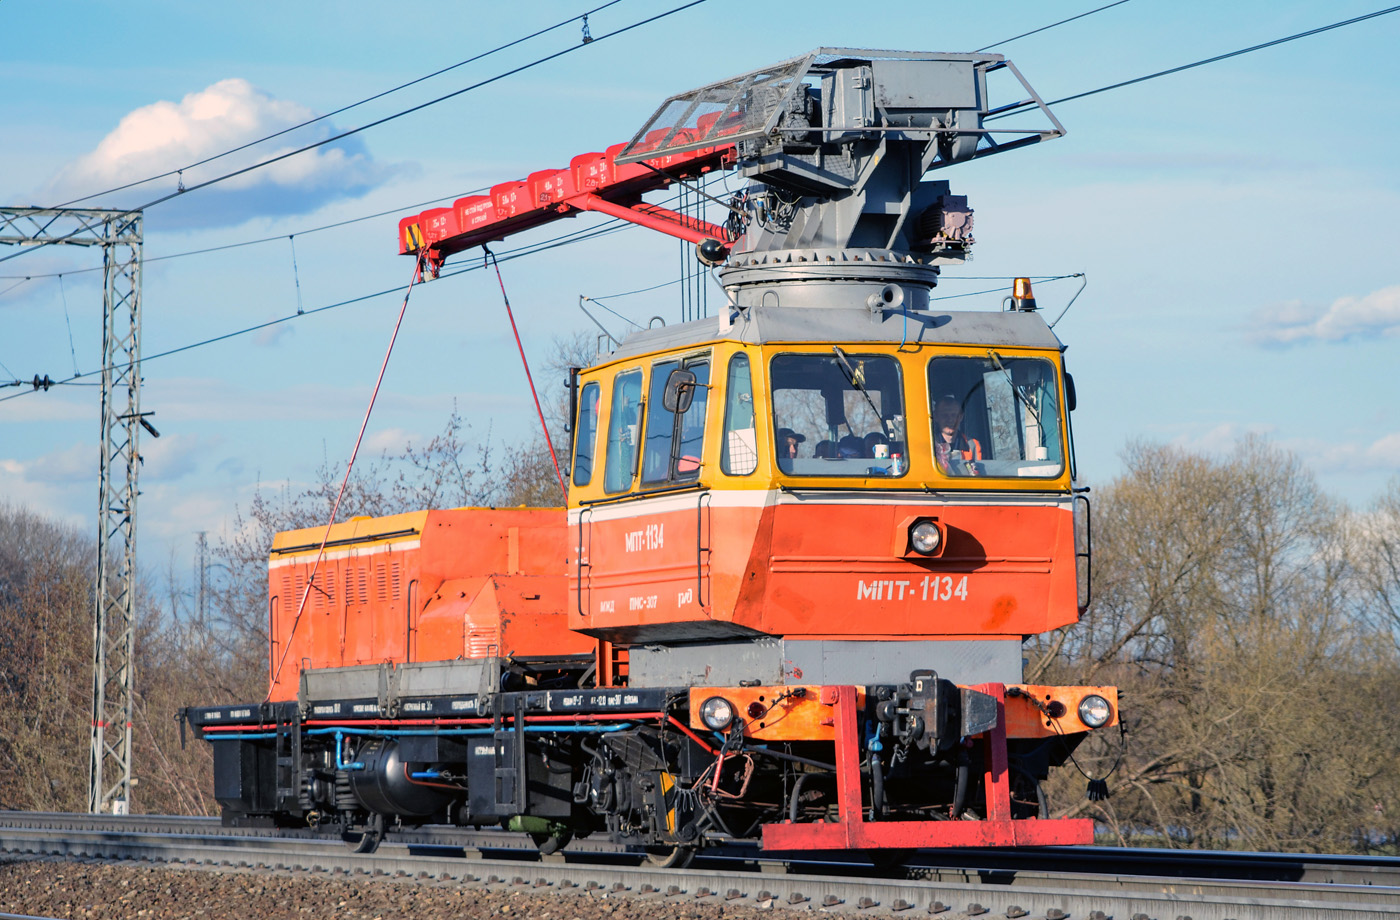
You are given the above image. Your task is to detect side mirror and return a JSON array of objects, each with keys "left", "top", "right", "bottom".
[
  {"left": 1064, "top": 373, "right": 1077, "bottom": 413},
  {"left": 662, "top": 368, "right": 697, "bottom": 414}
]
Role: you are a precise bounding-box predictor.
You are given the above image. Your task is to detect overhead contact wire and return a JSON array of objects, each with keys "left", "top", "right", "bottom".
[
  {"left": 0, "top": 0, "right": 711, "bottom": 267},
  {"left": 975, "top": 0, "right": 1134, "bottom": 52},
  {"left": 0, "top": 189, "right": 491, "bottom": 281},
  {"left": 0, "top": 217, "right": 637, "bottom": 400},
  {"left": 989, "top": 4, "right": 1400, "bottom": 119},
  {"left": 267, "top": 254, "right": 426, "bottom": 699},
  {"left": 48, "top": 1, "right": 628, "bottom": 209}
]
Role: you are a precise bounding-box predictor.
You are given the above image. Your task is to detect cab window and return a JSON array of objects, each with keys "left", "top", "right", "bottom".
[
  {"left": 927, "top": 355, "right": 1064, "bottom": 478},
  {"left": 721, "top": 353, "right": 757, "bottom": 476},
  {"left": 603, "top": 369, "right": 643, "bottom": 493},
  {"left": 770, "top": 351, "right": 906, "bottom": 477},
  {"left": 642, "top": 357, "right": 710, "bottom": 485},
  {"left": 572, "top": 381, "right": 600, "bottom": 487}
]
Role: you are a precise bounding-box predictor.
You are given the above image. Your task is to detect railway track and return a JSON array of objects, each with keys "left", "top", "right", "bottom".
[{"left": 0, "top": 813, "right": 1397, "bottom": 918}]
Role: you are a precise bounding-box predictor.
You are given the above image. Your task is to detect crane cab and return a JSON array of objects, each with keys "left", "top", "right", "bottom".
[{"left": 567, "top": 299, "right": 1086, "bottom": 690}]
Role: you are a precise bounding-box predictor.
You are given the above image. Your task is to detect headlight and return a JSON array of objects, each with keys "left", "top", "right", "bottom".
[
  {"left": 1077, "top": 694, "right": 1112, "bottom": 728},
  {"left": 910, "top": 521, "right": 942, "bottom": 555},
  {"left": 699, "top": 696, "right": 736, "bottom": 730}
]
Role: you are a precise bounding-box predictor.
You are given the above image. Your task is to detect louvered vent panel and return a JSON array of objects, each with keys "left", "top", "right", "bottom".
[{"left": 466, "top": 626, "right": 498, "bottom": 659}]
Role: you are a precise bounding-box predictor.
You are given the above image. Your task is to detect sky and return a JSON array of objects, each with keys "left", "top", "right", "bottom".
[{"left": 2, "top": 0, "right": 1398, "bottom": 583}]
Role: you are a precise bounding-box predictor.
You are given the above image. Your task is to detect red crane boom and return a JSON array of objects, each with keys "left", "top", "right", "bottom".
[{"left": 398, "top": 125, "right": 738, "bottom": 275}]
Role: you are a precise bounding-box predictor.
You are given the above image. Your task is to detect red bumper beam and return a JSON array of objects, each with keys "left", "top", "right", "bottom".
[{"left": 761, "top": 684, "right": 1094, "bottom": 850}]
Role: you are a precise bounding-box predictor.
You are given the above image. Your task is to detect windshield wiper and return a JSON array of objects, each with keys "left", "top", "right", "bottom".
[
  {"left": 832, "top": 346, "right": 893, "bottom": 440},
  {"left": 987, "top": 349, "right": 1045, "bottom": 432}
]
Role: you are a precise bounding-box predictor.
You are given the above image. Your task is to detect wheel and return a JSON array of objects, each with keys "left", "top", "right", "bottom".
[
  {"left": 531, "top": 829, "right": 573, "bottom": 856},
  {"left": 343, "top": 813, "right": 384, "bottom": 854},
  {"left": 643, "top": 845, "right": 695, "bottom": 869}
]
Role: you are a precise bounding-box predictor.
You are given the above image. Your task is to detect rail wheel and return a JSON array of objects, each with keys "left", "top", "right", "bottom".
[
  {"left": 343, "top": 813, "right": 385, "bottom": 854},
  {"left": 643, "top": 845, "right": 695, "bottom": 869},
  {"left": 531, "top": 829, "right": 573, "bottom": 856}
]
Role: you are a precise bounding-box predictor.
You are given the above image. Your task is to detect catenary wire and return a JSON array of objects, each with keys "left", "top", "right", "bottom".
[
  {"left": 0, "top": 189, "right": 490, "bottom": 281},
  {"left": 974, "top": 0, "right": 1134, "bottom": 52},
  {"left": 590, "top": 276, "right": 684, "bottom": 300},
  {"left": 989, "top": 4, "right": 1400, "bottom": 119},
  {"left": 48, "top": 1, "right": 627, "bottom": 209},
  {"left": 0, "top": 218, "right": 639, "bottom": 401},
  {"left": 0, "top": 0, "right": 710, "bottom": 269},
  {"left": 928, "top": 273, "right": 1080, "bottom": 302},
  {"left": 12, "top": 6, "right": 1381, "bottom": 278}
]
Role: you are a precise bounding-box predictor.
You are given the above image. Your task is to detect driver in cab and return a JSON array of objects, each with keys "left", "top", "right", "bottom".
[{"left": 933, "top": 395, "right": 982, "bottom": 476}]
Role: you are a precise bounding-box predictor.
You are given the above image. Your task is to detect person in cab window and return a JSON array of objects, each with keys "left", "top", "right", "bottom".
[
  {"left": 933, "top": 395, "right": 982, "bottom": 476},
  {"left": 776, "top": 427, "right": 805, "bottom": 459},
  {"left": 837, "top": 434, "right": 866, "bottom": 459}
]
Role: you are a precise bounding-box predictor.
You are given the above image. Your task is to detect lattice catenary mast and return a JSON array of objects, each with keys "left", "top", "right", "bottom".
[{"left": 0, "top": 207, "right": 146, "bottom": 814}]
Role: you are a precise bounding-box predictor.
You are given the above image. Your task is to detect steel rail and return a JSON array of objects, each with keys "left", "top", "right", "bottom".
[
  {"left": 3, "top": 811, "right": 1400, "bottom": 885},
  {"left": 0, "top": 815, "right": 1398, "bottom": 918},
  {"left": 2, "top": 812, "right": 1397, "bottom": 888}
]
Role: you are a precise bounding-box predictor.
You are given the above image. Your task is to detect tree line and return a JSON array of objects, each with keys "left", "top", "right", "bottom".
[{"left": 1, "top": 416, "right": 1397, "bottom": 852}]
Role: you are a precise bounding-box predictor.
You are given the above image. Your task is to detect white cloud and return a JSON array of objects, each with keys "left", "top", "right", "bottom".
[
  {"left": 140, "top": 433, "right": 203, "bottom": 482},
  {"left": 1164, "top": 424, "right": 1400, "bottom": 476},
  {"left": 365, "top": 427, "right": 415, "bottom": 454},
  {"left": 0, "top": 433, "right": 203, "bottom": 488},
  {"left": 1249, "top": 285, "right": 1400, "bottom": 346},
  {"left": 1168, "top": 422, "right": 1275, "bottom": 456},
  {"left": 42, "top": 79, "right": 388, "bottom": 228}
]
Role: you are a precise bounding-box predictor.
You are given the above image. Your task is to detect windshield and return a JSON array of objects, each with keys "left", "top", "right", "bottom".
[
  {"left": 927, "top": 355, "right": 1064, "bottom": 478},
  {"left": 770, "top": 352, "right": 906, "bottom": 477}
]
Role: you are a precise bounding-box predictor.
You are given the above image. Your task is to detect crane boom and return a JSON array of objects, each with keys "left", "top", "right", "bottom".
[{"left": 399, "top": 49, "right": 1063, "bottom": 281}]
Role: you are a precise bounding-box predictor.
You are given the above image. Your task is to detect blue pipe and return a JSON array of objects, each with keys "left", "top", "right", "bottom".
[
  {"left": 207, "top": 723, "right": 636, "bottom": 744},
  {"left": 335, "top": 731, "right": 364, "bottom": 771}
]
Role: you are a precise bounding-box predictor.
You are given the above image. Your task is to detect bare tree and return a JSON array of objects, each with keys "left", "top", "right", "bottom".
[{"left": 1033, "top": 438, "right": 1400, "bottom": 852}]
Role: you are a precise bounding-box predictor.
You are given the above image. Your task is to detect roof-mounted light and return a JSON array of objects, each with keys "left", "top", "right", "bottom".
[{"left": 1012, "top": 277, "right": 1037, "bottom": 312}]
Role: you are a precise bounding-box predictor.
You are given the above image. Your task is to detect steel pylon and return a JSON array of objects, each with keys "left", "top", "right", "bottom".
[{"left": 0, "top": 207, "right": 144, "bottom": 814}]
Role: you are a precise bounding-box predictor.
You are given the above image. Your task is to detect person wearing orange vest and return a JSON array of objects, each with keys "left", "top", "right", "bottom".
[{"left": 932, "top": 395, "right": 982, "bottom": 476}]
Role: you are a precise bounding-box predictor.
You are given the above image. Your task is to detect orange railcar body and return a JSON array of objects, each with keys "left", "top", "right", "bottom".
[
  {"left": 266, "top": 507, "right": 592, "bottom": 701},
  {"left": 571, "top": 498, "right": 1077, "bottom": 644}
]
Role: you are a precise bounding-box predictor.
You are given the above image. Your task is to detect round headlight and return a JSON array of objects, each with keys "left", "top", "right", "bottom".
[
  {"left": 699, "top": 696, "right": 736, "bottom": 731},
  {"left": 910, "top": 521, "right": 942, "bottom": 555},
  {"left": 1077, "top": 694, "right": 1112, "bottom": 729}
]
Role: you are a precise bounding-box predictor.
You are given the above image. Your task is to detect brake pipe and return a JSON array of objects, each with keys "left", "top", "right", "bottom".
[
  {"left": 301, "top": 711, "right": 665, "bottom": 728},
  {"left": 199, "top": 711, "right": 667, "bottom": 734},
  {"left": 205, "top": 724, "right": 638, "bottom": 743}
]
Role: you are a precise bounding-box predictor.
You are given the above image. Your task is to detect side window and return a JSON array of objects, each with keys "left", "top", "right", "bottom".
[
  {"left": 642, "top": 360, "right": 680, "bottom": 484},
  {"left": 572, "top": 381, "right": 600, "bottom": 487},
  {"left": 642, "top": 357, "right": 711, "bottom": 485},
  {"left": 603, "top": 369, "right": 643, "bottom": 493},
  {"left": 721, "top": 353, "right": 758, "bottom": 475},
  {"left": 674, "top": 361, "right": 710, "bottom": 482}
]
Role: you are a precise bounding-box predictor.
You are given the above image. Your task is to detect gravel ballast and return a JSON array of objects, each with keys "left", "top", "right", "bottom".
[{"left": 0, "top": 860, "right": 774, "bottom": 920}]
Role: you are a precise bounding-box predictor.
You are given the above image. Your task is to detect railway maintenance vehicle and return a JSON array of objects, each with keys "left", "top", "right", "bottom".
[{"left": 185, "top": 48, "right": 1118, "bottom": 861}]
